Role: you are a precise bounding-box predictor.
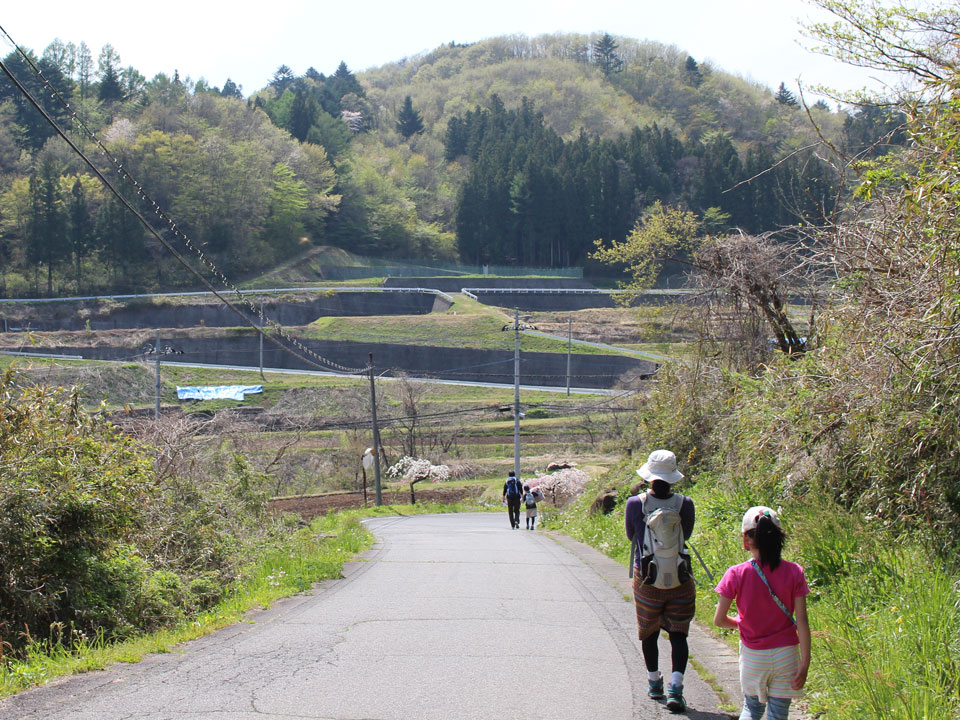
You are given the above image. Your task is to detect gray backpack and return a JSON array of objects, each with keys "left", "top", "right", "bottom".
[{"left": 638, "top": 493, "right": 690, "bottom": 589}]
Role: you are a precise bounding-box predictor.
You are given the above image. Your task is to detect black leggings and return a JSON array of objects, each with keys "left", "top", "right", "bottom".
[{"left": 641, "top": 630, "right": 689, "bottom": 675}]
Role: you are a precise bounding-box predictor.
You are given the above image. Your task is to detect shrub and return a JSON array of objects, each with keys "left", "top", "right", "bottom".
[
  {"left": 0, "top": 372, "right": 156, "bottom": 650},
  {"left": 0, "top": 370, "right": 300, "bottom": 658}
]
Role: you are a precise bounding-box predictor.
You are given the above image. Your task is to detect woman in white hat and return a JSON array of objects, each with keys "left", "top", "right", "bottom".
[{"left": 624, "top": 449, "right": 696, "bottom": 714}]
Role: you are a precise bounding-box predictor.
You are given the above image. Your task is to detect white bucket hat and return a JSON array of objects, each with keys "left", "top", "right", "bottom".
[
  {"left": 636, "top": 449, "right": 684, "bottom": 484},
  {"left": 741, "top": 506, "right": 782, "bottom": 533}
]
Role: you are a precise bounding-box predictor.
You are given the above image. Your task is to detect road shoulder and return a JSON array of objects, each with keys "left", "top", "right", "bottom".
[{"left": 543, "top": 530, "right": 743, "bottom": 712}]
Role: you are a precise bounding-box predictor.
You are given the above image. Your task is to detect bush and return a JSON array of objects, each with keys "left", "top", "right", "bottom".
[
  {"left": 0, "top": 373, "right": 156, "bottom": 649},
  {"left": 0, "top": 371, "right": 302, "bottom": 658}
]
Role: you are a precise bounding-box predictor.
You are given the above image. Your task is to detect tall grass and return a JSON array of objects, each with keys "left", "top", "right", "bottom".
[
  {"left": 547, "top": 470, "right": 960, "bottom": 720},
  {"left": 809, "top": 548, "right": 960, "bottom": 720}
]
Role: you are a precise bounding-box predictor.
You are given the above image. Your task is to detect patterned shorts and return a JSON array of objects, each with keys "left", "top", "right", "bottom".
[
  {"left": 632, "top": 574, "right": 696, "bottom": 639},
  {"left": 738, "top": 642, "right": 803, "bottom": 701}
]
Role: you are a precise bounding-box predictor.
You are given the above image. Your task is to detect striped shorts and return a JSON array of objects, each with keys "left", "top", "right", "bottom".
[
  {"left": 738, "top": 642, "right": 803, "bottom": 702},
  {"left": 632, "top": 575, "right": 696, "bottom": 639}
]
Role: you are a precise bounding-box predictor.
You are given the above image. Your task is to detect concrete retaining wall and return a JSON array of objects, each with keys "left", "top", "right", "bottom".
[
  {"left": 44, "top": 335, "right": 656, "bottom": 390},
  {"left": 1, "top": 293, "right": 438, "bottom": 332},
  {"left": 467, "top": 290, "right": 688, "bottom": 311}
]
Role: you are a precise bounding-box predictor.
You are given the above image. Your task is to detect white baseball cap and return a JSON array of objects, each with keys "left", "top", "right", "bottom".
[{"left": 741, "top": 506, "right": 782, "bottom": 533}]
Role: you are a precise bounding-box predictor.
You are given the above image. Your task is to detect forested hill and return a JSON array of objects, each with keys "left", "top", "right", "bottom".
[{"left": 0, "top": 32, "right": 904, "bottom": 298}]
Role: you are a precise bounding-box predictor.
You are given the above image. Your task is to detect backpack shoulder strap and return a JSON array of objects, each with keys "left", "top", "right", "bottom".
[
  {"left": 639, "top": 492, "right": 657, "bottom": 553},
  {"left": 750, "top": 559, "right": 797, "bottom": 625}
]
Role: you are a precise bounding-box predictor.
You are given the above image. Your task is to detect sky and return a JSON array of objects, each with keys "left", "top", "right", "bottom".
[{"left": 0, "top": 1, "right": 892, "bottom": 100}]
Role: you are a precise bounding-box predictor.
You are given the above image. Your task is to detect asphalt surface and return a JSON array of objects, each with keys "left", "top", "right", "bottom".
[{"left": 0, "top": 513, "right": 747, "bottom": 720}]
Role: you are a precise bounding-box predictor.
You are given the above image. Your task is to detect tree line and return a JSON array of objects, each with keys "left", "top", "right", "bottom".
[
  {"left": 0, "top": 46, "right": 342, "bottom": 297},
  {"left": 0, "top": 33, "right": 908, "bottom": 297},
  {"left": 448, "top": 95, "right": 840, "bottom": 267}
]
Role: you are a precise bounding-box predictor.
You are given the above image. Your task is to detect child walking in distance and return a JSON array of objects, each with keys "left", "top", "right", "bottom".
[
  {"left": 714, "top": 507, "right": 811, "bottom": 720},
  {"left": 522, "top": 484, "right": 542, "bottom": 530},
  {"left": 625, "top": 449, "right": 696, "bottom": 714}
]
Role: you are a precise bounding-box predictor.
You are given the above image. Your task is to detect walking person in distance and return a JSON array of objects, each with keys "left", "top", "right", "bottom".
[
  {"left": 625, "top": 449, "right": 696, "bottom": 713},
  {"left": 713, "top": 507, "right": 811, "bottom": 720},
  {"left": 502, "top": 470, "right": 523, "bottom": 529},
  {"left": 522, "top": 483, "right": 542, "bottom": 530}
]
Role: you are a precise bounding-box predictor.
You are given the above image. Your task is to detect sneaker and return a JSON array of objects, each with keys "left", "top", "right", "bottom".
[
  {"left": 665, "top": 683, "right": 686, "bottom": 713},
  {"left": 647, "top": 677, "right": 664, "bottom": 699}
]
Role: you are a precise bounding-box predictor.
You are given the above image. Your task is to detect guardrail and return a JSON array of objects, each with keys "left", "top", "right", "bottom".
[
  {"left": 0, "top": 350, "right": 84, "bottom": 360},
  {"left": 461, "top": 287, "right": 693, "bottom": 297}
]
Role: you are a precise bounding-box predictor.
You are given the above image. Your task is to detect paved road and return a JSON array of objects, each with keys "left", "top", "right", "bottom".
[{"left": 0, "top": 514, "right": 737, "bottom": 720}]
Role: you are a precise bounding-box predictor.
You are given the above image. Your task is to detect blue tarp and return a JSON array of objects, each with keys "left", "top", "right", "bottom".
[{"left": 176, "top": 385, "right": 263, "bottom": 401}]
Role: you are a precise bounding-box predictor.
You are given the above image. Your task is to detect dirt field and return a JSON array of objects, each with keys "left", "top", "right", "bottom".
[{"left": 268, "top": 484, "right": 490, "bottom": 520}]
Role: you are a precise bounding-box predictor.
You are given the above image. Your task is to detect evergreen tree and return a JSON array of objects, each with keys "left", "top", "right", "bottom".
[
  {"left": 740, "top": 144, "right": 779, "bottom": 232},
  {"left": 775, "top": 82, "right": 798, "bottom": 106},
  {"left": 0, "top": 51, "right": 73, "bottom": 152},
  {"left": 271, "top": 65, "right": 296, "bottom": 94},
  {"left": 97, "top": 44, "right": 124, "bottom": 102},
  {"left": 685, "top": 56, "right": 703, "bottom": 86},
  {"left": 96, "top": 194, "right": 146, "bottom": 288},
  {"left": 444, "top": 116, "right": 467, "bottom": 160},
  {"left": 842, "top": 104, "right": 907, "bottom": 157},
  {"left": 592, "top": 33, "right": 624, "bottom": 76},
  {"left": 68, "top": 177, "right": 95, "bottom": 293},
  {"left": 396, "top": 95, "right": 424, "bottom": 138},
  {"left": 25, "top": 159, "right": 69, "bottom": 296},
  {"left": 330, "top": 62, "right": 364, "bottom": 101},
  {"left": 305, "top": 111, "right": 352, "bottom": 158},
  {"left": 97, "top": 64, "right": 124, "bottom": 102},
  {"left": 221, "top": 78, "right": 243, "bottom": 99},
  {"left": 692, "top": 133, "right": 743, "bottom": 220},
  {"left": 289, "top": 90, "right": 319, "bottom": 142}
]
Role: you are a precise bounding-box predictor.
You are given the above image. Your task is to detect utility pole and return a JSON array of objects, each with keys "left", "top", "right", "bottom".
[
  {"left": 154, "top": 332, "right": 161, "bottom": 420},
  {"left": 368, "top": 352, "right": 383, "bottom": 506},
  {"left": 513, "top": 307, "right": 521, "bottom": 478},
  {"left": 258, "top": 297, "right": 264, "bottom": 380},
  {"left": 566, "top": 315, "right": 572, "bottom": 396}
]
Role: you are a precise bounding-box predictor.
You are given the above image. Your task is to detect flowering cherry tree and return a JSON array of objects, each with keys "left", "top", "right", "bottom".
[
  {"left": 386, "top": 456, "right": 451, "bottom": 503},
  {"left": 386, "top": 456, "right": 451, "bottom": 483},
  {"left": 532, "top": 468, "right": 590, "bottom": 507}
]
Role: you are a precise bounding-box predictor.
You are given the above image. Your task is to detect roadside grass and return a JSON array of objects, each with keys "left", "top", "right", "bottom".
[
  {"left": 0, "top": 512, "right": 371, "bottom": 698},
  {"left": 548, "top": 470, "right": 960, "bottom": 720},
  {"left": 0, "top": 502, "right": 493, "bottom": 699}
]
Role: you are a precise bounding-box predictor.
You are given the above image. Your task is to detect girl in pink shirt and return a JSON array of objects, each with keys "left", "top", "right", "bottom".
[{"left": 714, "top": 507, "right": 811, "bottom": 720}]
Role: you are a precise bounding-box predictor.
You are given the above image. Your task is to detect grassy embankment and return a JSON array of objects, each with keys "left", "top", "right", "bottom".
[
  {"left": 301, "top": 293, "right": 640, "bottom": 356},
  {"left": 546, "top": 362, "right": 960, "bottom": 720}
]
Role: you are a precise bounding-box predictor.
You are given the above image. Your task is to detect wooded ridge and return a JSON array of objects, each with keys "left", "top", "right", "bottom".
[{"left": 0, "top": 31, "right": 903, "bottom": 298}]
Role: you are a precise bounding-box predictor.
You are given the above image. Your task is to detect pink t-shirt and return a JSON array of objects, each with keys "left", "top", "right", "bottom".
[{"left": 714, "top": 559, "right": 810, "bottom": 650}]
